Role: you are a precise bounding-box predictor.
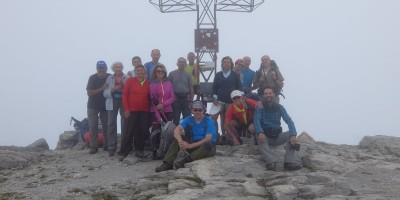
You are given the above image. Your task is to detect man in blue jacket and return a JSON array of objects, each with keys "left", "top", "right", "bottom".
[{"left": 254, "top": 87, "right": 301, "bottom": 171}]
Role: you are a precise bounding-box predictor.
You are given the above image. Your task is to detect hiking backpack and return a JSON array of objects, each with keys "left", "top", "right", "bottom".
[
  {"left": 146, "top": 111, "right": 177, "bottom": 160},
  {"left": 183, "top": 116, "right": 208, "bottom": 143},
  {"left": 70, "top": 117, "right": 89, "bottom": 143},
  {"left": 256, "top": 60, "right": 285, "bottom": 98},
  {"left": 155, "top": 121, "right": 176, "bottom": 159}
]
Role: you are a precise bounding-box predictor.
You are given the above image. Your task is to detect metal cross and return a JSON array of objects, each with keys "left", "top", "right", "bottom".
[{"left": 149, "top": 0, "right": 264, "bottom": 101}]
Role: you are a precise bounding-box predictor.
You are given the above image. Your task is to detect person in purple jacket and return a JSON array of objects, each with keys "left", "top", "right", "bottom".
[{"left": 150, "top": 64, "right": 174, "bottom": 125}]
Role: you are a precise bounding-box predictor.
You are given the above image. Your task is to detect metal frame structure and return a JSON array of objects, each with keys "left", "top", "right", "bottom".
[{"left": 149, "top": 0, "right": 264, "bottom": 100}]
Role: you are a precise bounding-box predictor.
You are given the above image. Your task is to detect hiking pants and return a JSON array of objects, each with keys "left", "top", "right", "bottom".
[
  {"left": 119, "top": 111, "right": 150, "bottom": 156},
  {"left": 172, "top": 99, "right": 190, "bottom": 125},
  {"left": 163, "top": 139, "right": 216, "bottom": 165},
  {"left": 258, "top": 131, "right": 295, "bottom": 165},
  {"left": 87, "top": 108, "right": 108, "bottom": 148},
  {"left": 107, "top": 98, "right": 125, "bottom": 152}
]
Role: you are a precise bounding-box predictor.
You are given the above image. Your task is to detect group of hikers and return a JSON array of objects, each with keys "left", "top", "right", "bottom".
[{"left": 85, "top": 48, "right": 302, "bottom": 173}]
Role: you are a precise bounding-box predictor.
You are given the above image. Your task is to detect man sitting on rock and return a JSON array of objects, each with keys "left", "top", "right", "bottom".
[
  {"left": 224, "top": 90, "right": 257, "bottom": 146},
  {"left": 254, "top": 87, "right": 301, "bottom": 171},
  {"left": 155, "top": 100, "right": 217, "bottom": 173}
]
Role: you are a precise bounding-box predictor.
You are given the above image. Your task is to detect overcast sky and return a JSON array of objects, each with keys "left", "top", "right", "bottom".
[{"left": 0, "top": 1, "right": 399, "bottom": 149}]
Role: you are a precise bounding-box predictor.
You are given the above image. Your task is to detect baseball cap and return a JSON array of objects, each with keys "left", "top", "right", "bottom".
[
  {"left": 230, "top": 90, "right": 243, "bottom": 99},
  {"left": 192, "top": 101, "right": 204, "bottom": 109},
  {"left": 96, "top": 60, "right": 107, "bottom": 69}
]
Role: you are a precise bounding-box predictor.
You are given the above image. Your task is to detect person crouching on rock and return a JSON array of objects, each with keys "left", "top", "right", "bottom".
[
  {"left": 224, "top": 90, "right": 258, "bottom": 146},
  {"left": 254, "top": 87, "right": 302, "bottom": 171},
  {"left": 155, "top": 100, "right": 217, "bottom": 173}
]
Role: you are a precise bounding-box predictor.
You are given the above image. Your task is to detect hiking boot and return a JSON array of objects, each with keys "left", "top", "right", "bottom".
[
  {"left": 284, "top": 162, "right": 302, "bottom": 171},
  {"left": 266, "top": 162, "right": 277, "bottom": 171},
  {"left": 173, "top": 156, "right": 193, "bottom": 169},
  {"left": 109, "top": 150, "right": 116, "bottom": 157},
  {"left": 89, "top": 147, "right": 98, "bottom": 154},
  {"left": 135, "top": 151, "right": 153, "bottom": 162},
  {"left": 217, "top": 134, "right": 227, "bottom": 145},
  {"left": 118, "top": 155, "right": 127, "bottom": 162},
  {"left": 155, "top": 162, "right": 173, "bottom": 173},
  {"left": 117, "top": 151, "right": 127, "bottom": 161},
  {"left": 135, "top": 150, "right": 144, "bottom": 158}
]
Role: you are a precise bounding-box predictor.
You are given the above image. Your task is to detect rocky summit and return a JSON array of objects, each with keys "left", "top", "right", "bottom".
[{"left": 0, "top": 134, "right": 399, "bottom": 200}]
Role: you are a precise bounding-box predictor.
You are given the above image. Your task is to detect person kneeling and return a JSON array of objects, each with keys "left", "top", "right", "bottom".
[{"left": 155, "top": 101, "right": 217, "bottom": 173}]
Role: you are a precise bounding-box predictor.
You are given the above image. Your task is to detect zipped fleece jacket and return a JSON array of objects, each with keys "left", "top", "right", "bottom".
[
  {"left": 150, "top": 79, "right": 174, "bottom": 113},
  {"left": 122, "top": 77, "right": 150, "bottom": 112}
]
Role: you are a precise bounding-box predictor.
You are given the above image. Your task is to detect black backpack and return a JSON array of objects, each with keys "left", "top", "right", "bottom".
[{"left": 183, "top": 116, "right": 208, "bottom": 143}]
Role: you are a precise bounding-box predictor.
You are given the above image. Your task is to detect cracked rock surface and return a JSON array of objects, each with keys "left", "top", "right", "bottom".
[{"left": 1, "top": 135, "right": 400, "bottom": 199}]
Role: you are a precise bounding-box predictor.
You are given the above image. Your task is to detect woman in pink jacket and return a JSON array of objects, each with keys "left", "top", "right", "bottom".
[{"left": 150, "top": 64, "right": 174, "bottom": 124}]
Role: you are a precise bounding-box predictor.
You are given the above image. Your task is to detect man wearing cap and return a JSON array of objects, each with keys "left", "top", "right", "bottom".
[
  {"left": 155, "top": 100, "right": 217, "bottom": 173},
  {"left": 224, "top": 90, "right": 257, "bottom": 146},
  {"left": 254, "top": 87, "right": 301, "bottom": 171},
  {"left": 86, "top": 61, "right": 110, "bottom": 154}
]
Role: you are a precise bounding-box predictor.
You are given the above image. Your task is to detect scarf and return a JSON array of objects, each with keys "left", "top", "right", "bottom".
[{"left": 233, "top": 100, "right": 247, "bottom": 125}]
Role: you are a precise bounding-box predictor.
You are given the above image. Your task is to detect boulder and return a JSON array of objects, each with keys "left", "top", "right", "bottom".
[
  {"left": 27, "top": 138, "right": 49, "bottom": 150},
  {"left": 297, "top": 131, "right": 315, "bottom": 143},
  {"left": 359, "top": 135, "right": 400, "bottom": 157},
  {"left": 56, "top": 131, "right": 78, "bottom": 150},
  {"left": 0, "top": 146, "right": 45, "bottom": 170}
]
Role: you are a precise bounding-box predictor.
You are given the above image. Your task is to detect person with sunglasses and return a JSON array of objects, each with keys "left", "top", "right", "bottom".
[
  {"left": 224, "top": 90, "right": 257, "bottom": 146},
  {"left": 155, "top": 101, "right": 217, "bottom": 173},
  {"left": 149, "top": 64, "right": 174, "bottom": 153}
]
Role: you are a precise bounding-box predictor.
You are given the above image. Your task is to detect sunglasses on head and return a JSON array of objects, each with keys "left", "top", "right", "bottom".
[
  {"left": 193, "top": 108, "right": 203, "bottom": 112},
  {"left": 232, "top": 96, "right": 241, "bottom": 100}
]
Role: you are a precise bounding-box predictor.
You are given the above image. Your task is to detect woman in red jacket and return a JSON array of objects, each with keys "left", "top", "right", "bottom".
[{"left": 119, "top": 65, "right": 151, "bottom": 161}]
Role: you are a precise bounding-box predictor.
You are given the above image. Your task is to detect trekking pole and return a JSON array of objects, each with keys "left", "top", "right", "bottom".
[{"left": 70, "top": 116, "right": 79, "bottom": 125}]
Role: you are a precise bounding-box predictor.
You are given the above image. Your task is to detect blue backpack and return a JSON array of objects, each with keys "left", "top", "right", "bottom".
[{"left": 70, "top": 117, "right": 89, "bottom": 143}]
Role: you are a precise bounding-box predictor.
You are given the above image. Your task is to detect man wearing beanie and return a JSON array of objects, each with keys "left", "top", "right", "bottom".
[{"left": 86, "top": 60, "right": 110, "bottom": 154}]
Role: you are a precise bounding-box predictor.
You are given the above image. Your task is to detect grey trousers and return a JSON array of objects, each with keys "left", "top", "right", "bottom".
[
  {"left": 107, "top": 99, "right": 125, "bottom": 152},
  {"left": 258, "top": 131, "right": 295, "bottom": 165},
  {"left": 87, "top": 108, "right": 108, "bottom": 148},
  {"left": 172, "top": 99, "right": 190, "bottom": 126}
]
